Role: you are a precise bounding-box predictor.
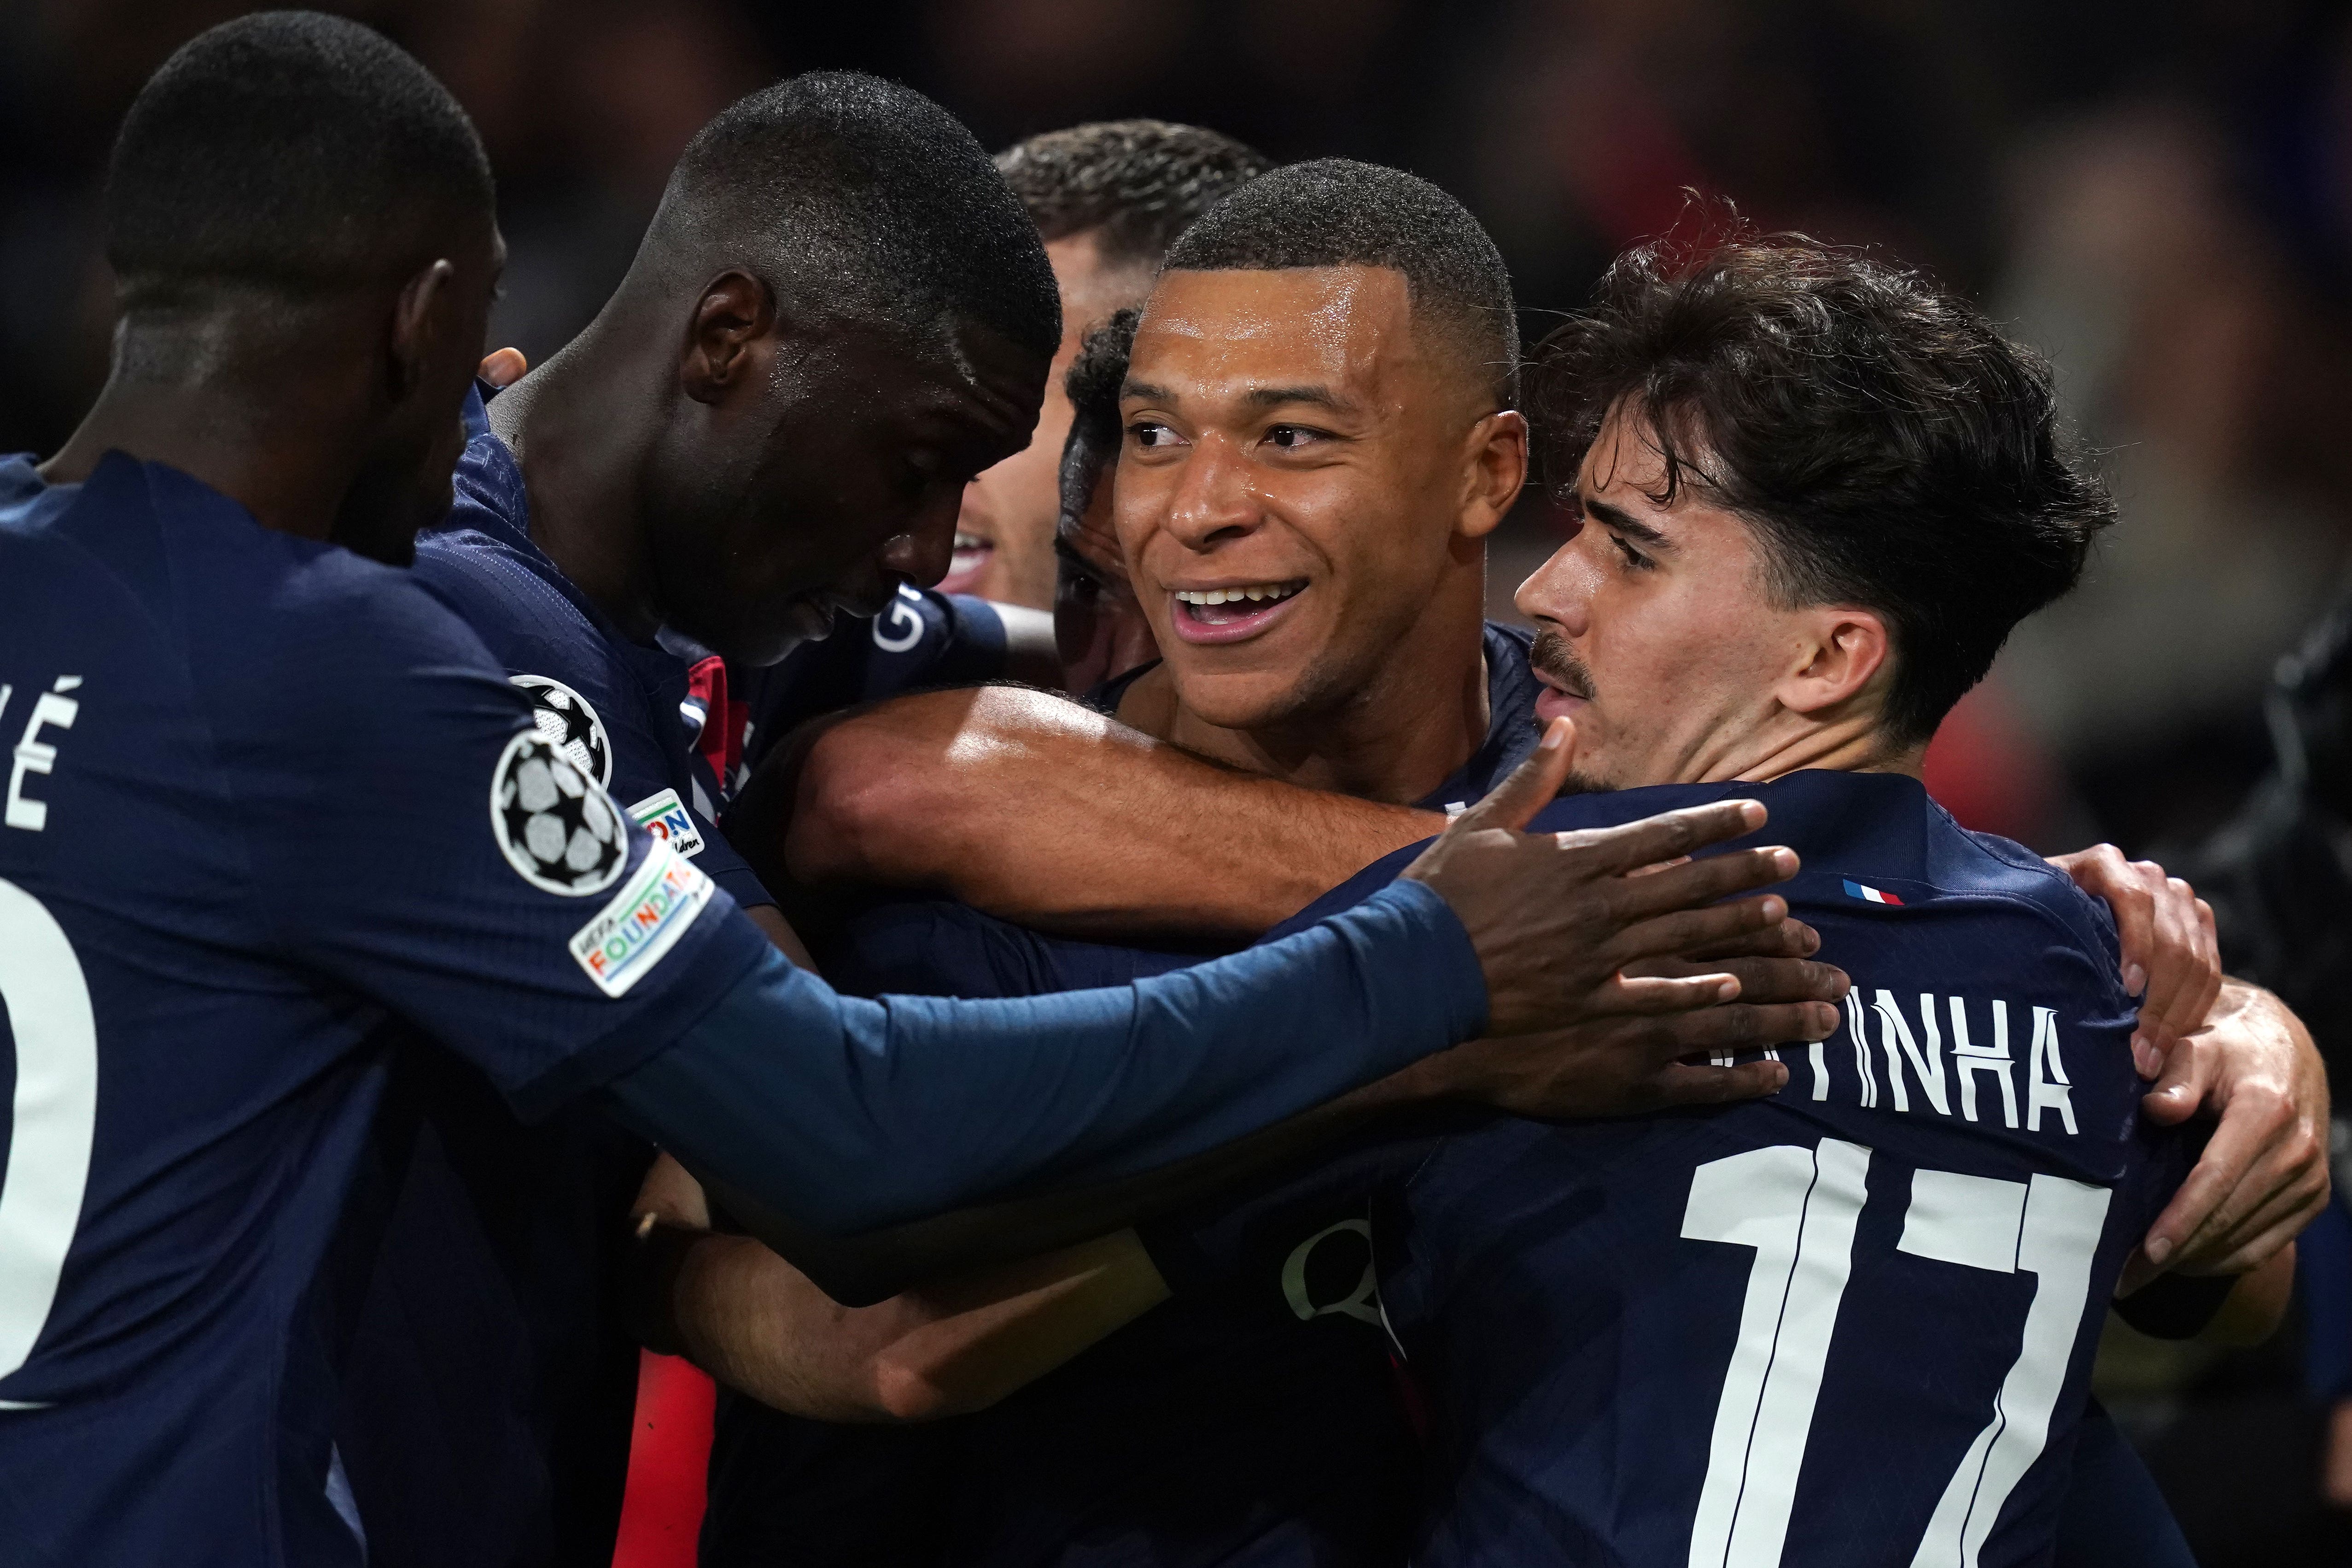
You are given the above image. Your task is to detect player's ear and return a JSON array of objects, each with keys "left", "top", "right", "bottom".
[
  {"left": 1456, "top": 409, "right": 1528, "bottom": 542},
  {"left": 1775, "top": 606, "right": 1892, "bottom": 720},
  {"left": 387, "top": 257, "right": 458, "bottom": 404},
  {"left": 680, "top": 269, "right": 778, "bottom": 407}
]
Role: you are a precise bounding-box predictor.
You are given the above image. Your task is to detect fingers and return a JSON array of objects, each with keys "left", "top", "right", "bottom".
[
  {"left": 1701, "top": 956, "right": 1850, "bottom": 1006},
  {"left": 1608, "top": 894, "right": 1792, "bottom": 967},
  {"left": 1558, "top": 799, "right": 1770, "bottom": 877},
  {"left": 1641, "top": 1058, "right": 1791, "bottom": 1110},
  {"left": 1449, "top": 717, "right": 1575, "bottom": 834},
  {"left": 2139, "top": 1088, "right": 2283, "bottom": 1265},
  {"left": 1599, "top": 971, "right": 1744, "bottom": 1017},
  {"left": 479, "top": 345, "right": 529, "bottom": 388},
  {"left": 1605, "top": 846, "right": 1801, "bottom": 923},
  {"left": 1670, "top": 918, "right": 1822, "bottom": 964},
  {"left": 1635, "top": 998, "right": 1844, "bottom": 1053}
]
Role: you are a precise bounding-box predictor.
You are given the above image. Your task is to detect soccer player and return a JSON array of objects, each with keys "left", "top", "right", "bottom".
[
  {"left": 681, "top": 161, "right": 1649, "bottom": 1564},
  {"left": 1049, "top": 309, "right": 1157, "bottom": 696},
  {"left": 743, "top": 222, "right": 2292, "bottom": 1565},
  {"left": 734, "top": 122, "right": 1269, "bottom": 776},
  {"left": 0, "top": 19, "right": 1845, "bottom": 1564},
  {"left": 674, "top": 164, "right": 2287, "bottom": 1564}
]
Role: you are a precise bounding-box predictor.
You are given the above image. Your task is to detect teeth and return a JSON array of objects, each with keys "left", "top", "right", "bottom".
[
  {"left": 953, "top": 531, "right": 987, "bottom": 552},
  {"left": 1176, "top": 582, "right": 1301, "bottom": 607}
]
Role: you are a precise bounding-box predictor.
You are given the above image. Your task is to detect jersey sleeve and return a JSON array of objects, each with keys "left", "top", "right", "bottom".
[
  {"left": 228, "top": 574, "right": 770, "bottom": 1114},
  {"left": 605, "top": 880, "right": 1488, "bottom": 1236}
]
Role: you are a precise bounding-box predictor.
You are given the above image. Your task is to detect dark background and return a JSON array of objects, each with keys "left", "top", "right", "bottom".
[{"left": 6, "top": 2, "right": 2352, "bottom": 1560}]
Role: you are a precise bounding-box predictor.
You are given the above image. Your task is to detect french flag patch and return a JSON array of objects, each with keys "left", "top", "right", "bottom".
[{"left": 1843, "top": 879, "right": 1903, "bottom": 906}]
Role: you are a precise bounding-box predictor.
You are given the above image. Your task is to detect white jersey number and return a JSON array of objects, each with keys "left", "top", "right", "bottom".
[
  {"left": 0, "top": 877, "right": 97, "bottom": 1405},
  {"left": 1681, "top": 1139, "right": 2109, "bottom": 1568}
]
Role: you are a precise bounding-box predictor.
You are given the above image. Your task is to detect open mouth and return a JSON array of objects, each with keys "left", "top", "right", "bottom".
[
  {"left": 1170, "top": 580, "right": 1308, "bottom": 645},
  {"left": 938, "top": 530, "right": 994, "bottom": 595}
]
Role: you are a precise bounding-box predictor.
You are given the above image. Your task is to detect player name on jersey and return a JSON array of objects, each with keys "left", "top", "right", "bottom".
[{"left": 1758, "top": 988, "right": 2081, "bottom": 1136}]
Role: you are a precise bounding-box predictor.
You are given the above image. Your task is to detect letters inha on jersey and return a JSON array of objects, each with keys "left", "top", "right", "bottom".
[
  {"left": 568, "top": 840, "right": 714, "bottom": 998},
  {"left": 1772, "top": 989, "right": 2081, "bottom": 1135}
]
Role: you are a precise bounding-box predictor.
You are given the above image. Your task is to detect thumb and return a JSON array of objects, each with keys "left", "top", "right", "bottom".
[
  {"left": 1449, "top": 716, "right": 1574, "bottom": 836},
  {"left": 479, "top": 346, "right": 529, "bottom": 389},
  {"left": 2141, "top": 1031, "right": 2214, "bottom": 1126}
]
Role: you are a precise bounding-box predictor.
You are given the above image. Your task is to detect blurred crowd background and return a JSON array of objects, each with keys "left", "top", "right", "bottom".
[{"left": 7, "top": 1, "right": 2352, "bottom": 1562}]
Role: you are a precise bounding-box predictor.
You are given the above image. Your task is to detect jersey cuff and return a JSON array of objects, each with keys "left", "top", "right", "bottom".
[
  {"left": 711, "top": 862, "right": 776, "bottom": 915},
  {"left": 1347, "top": 878, "right": 1490, "bottom": 1055},
  {"left": 503, "top": 904, "right": 771, "bottom": 1122}
]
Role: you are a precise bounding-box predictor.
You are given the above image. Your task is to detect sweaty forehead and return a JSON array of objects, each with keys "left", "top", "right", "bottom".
[{"left": 1128, "top": 265, "right": 1420, "bottom": 398}]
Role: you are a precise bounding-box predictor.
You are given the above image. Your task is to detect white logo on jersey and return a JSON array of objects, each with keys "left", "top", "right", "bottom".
[
  {"left": 626, "top": 787, "right": 706, "bottom": 859},
  {"left": 872, "top": 584, "right": 926, "bottom": 653},
  {"left": 1281, "top": 1217, "right": 1384, "bottom": 1327},
  {"left": 509, "top": 674, "right": 613, "bottom": 787},
  {"left": 490, "top": 731, "right": 629, "bottom": 897}
]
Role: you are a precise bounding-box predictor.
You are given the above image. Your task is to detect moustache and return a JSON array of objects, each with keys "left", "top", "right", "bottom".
[{"left": 1529, "top": 628, "right": 1596, "bottom": 701}]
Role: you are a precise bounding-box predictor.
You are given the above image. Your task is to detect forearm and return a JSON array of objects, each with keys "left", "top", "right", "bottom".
[
  {"left": 733, "top": 685, "right": 1436, "bottom": 940},
  {"left": 601, "top": 880, "right": 1484, "bottom": 1287}
]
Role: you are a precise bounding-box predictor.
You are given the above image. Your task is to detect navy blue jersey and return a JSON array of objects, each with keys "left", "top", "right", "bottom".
[
  {"left": 702, "top": 624, "right": 1541, "bottom": 1568},
  {"left": 333, "top": 388, "right": 778, "bottom": 1566},
  {"left": 0, "top": 452, "right": 767, "bottom": 1567},
  {"left": 736, "top": 584, "right": 1008, "bottom": 778},
  {"left": 1147, "top": 772, "right": 2186, "bottom": 1568},
  {"left": 416, "top": 385, "right": 770, "bottom": 912}
]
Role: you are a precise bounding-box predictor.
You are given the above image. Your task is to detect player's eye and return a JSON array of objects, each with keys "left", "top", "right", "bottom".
[
  {"left": 1609, "top": 532, "right": 1654, "bottom": 572},
  {"left": 1128, "top": 419, "right": 1183, "bottom": 450},
  {"left": 1263, "top": 424, "right": 1329, "bottom": 452}
]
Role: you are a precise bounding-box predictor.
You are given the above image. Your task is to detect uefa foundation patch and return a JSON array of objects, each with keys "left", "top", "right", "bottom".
[{"left": 570, "top": 840, "right": 714, "bottom": 997}]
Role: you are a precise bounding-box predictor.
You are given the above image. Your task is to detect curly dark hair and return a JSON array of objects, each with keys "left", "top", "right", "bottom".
[
  {"left": 997, "top": 120, "right": 1270, "bottom": 274},
  {"left": 1530, "top": 218, "right": 2116, "bottom": 746},
  {"left": 1058, "top": 306, "right": 1139, "bottom": 531}
]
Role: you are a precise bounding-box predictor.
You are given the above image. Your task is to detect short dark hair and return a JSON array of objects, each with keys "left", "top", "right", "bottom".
[
  {"left": 1531, "top": 222, "right": 2116, "bottom": 745},
  {"left": 997, "top": 121, "right": 1271, "bottom": 274},
  {"left": 105, "top": 11, "right": 493, "bottom": 303},
  {"left": 658, "top": 71, "right": 1059, "bottom": 362},
  {"left": 1058, "top": 307, "right": 1140, "bottom": 530},
  {"left": 1163, "top": 158, "right": 1518, "bottom": 406}
]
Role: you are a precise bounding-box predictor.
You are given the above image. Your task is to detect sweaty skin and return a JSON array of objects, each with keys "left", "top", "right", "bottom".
[{"left": 711, "top": 396, "right": 2298, "bottom": 1419}]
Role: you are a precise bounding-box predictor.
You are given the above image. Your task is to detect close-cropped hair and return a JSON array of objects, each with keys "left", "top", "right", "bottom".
[
  {"left": 1163, "top": 158, "right": 1519, "bottom": 407},
  {"left": 1531, "top": 213, "right": 2116, "bottom": 746},
  {"left": 105, "top": 10, "right": 494, "bottom": 303},
  {"left": 1058, "top": 307, "right": 1140, "bottom": 530},
  {"left": 662, "top": 71, "right": 1059, "bottom": 362},
  {"left": 997, "top": 121, "right": 1271, "bottom": 275}
]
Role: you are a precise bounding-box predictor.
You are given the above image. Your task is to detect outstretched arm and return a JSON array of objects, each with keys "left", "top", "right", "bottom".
[{"left": 726, "top": 684, "right": 1439, "bottom": 941}]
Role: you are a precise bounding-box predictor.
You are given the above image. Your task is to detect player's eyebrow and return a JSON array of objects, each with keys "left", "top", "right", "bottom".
[
  {"left": 1584, "top": 495, "right": 1672, "bottom": 550},
  {"left": 1241, "top": 384, "right": 1353, "bottom": 414},
  {"left": 1121, "top": 379, "right": 1174, "bottom": 404}
]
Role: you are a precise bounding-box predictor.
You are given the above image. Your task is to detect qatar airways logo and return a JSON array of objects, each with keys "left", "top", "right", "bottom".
[{"left": 1774, "top": 991, "right": 2080, "bottom": 1136}]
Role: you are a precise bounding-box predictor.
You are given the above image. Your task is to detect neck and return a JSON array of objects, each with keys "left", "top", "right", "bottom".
[
  {"left": 1719, "top": 709, "right": 1926, "bottom": 785},
  {"left": 496, "top": 317, "right": 666, "bottom": 643},
  {"left": 42, "top": 313, "right": 364, "bottom": 539},
  {"left": 1131, "top": 577, "right": 1492, "bottom": 805}
]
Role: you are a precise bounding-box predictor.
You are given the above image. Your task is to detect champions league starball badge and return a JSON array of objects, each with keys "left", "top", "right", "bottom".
[
  {"left": 509, "top": 674, "right": 613, "bottom": 787},
  {"left": 490, "top": 730, "right": 629, "bottom": 896}
]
